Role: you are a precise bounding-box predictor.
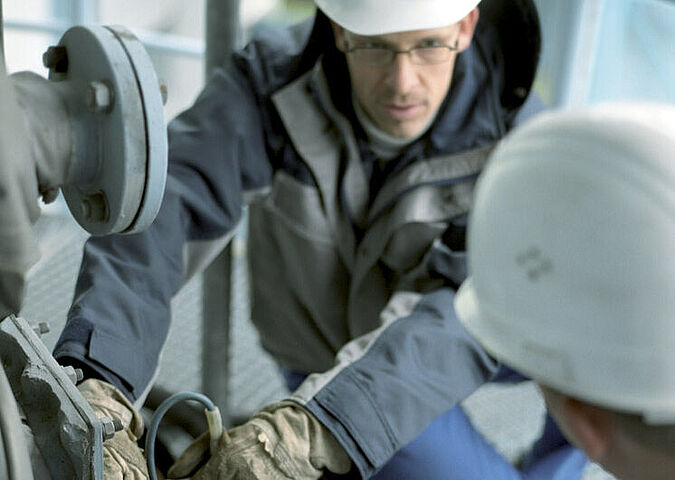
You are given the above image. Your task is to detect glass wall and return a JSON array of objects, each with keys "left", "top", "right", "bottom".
[
  {"left": 588, "top": 0, "right": 675, "bottom": 103},
  {"left": 534, "top": 0, "right": 675, "bottom": 106}
]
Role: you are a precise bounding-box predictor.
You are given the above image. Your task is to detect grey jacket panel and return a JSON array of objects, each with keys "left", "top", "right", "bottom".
[{"left": 248, "top": 66, "right": 494, "bottom": 374}]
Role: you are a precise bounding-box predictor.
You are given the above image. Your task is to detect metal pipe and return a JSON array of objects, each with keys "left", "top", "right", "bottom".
[
  {"left": 205, "top": 0, "right": 241, "bottom": 74},
  {"left": 71, "top": 0, "right": 98, "bottom": 25},
  {"left": 3, "top": 19, "right": 205, "bottom": 58},
  {"left": 201, "top": 0, "right": 241, "bottom": 423},
  {"left": 0, "top": 0, "right": 5, "bottom": 68},
  {"left": 551, "top": 0, "right": 606, "bottom": 106},
  {"left": 0, "top": 361, "right": 35, "bottom": 480}
]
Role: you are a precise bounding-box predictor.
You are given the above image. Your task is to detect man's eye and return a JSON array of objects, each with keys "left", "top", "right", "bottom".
[
  {"left": 418, "top": 39, "right": 443, "bottom": 48},
  {"left": 358, "top": 42, "right": 388, "bottom": 50}
]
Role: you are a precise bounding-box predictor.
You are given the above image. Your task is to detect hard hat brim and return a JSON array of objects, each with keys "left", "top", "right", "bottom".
[
  {"left": 456, "top": 277, "right": 675, "bottom": 425},
  {"left": 315, "top": 0, "right": 481, "bottom": 36},
  {"left": 455, "top": 278, "right": 508, "bottom": 362}
]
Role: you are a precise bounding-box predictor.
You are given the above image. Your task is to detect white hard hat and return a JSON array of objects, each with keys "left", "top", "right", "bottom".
[
  {"left": 315, "top": 0, "right": 481, "bottom": 36},
  {"left": 455, "top": 103, "right": 675, "bottom": 425}
]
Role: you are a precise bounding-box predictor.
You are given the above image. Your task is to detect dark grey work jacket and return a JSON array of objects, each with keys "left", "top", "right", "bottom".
[{"left": 55, "top": 1, "right": 542, "bottom": 476}]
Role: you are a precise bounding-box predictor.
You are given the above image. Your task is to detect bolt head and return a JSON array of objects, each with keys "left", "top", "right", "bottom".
[
  {"left": 42, "top": 46, "right": 68, "bottom": 73},
  {"left": 101, "top": 417, "right": 117, "bottom": 441},
  {"left": 159, "top": 81, "right": 168, "bottom": 106},
  {"left": 42, "top": 50, "right": 54, "bottom": 69},
  {"left": 85, "top": 81, "right": 113, "bottom": 113},
  {"left": 62, "top": 366, "right": 79, "bottom": 384},
  {"left": 80, "top": 193, "right": 108, "bottom": 223},
  {"left": 32, "top": 322, "right": 51, "bottom": 336}
]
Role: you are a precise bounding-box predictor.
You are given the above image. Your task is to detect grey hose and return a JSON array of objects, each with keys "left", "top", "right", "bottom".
[
  {"left": 0, "top": 362, "right": 35, "bottom": 480},
  {"left": 146, "top": 391, "right": 222, "bottom": 480}
]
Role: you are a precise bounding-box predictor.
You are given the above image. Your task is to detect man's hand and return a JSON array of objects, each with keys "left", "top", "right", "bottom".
[
  {"left": 78, "top": 379, "right": 150, "bottom": 480},
  {"left": 167, "top": 401, "right": 351, "bottom": 480}
]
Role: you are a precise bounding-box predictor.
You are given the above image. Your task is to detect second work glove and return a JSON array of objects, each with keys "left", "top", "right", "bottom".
[
  {"left": 78, "top": 379, "right": 150, "bottom": 480},
  {"left": 167, "top": 400, "right": 352, "bottom": 480}
]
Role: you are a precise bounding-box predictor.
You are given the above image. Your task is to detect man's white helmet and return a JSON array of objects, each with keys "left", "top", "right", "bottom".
[
  {"left": 314, "top": 0, "right": 481, "bottom": 36},
  {"left": 455, "top": 103, "right": 675, "bottom": 425}
]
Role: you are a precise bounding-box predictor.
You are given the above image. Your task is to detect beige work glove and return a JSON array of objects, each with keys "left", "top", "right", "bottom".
[
  {"left": 78, "top": 379, "right": 150, "bottom": 480},
  {"left": 167, "top": 400, "right": 352, "bottom": 480}
]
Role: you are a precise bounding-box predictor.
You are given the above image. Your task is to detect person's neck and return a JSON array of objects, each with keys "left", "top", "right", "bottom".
[{"left": 605, "top": 429, "right": 675, "bottom": 480}]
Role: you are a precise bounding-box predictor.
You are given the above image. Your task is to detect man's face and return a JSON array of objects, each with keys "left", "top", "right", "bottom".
[{"left": 333, "top": 13, "right": 478, "bottom": 139}]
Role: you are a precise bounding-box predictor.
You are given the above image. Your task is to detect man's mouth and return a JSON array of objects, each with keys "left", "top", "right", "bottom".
[{"left": 384, "top": 103, "right": 424, "bottom": 120}]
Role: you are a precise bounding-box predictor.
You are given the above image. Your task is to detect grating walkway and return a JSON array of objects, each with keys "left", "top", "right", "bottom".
[{"left": 20, "top": 213, "right": 615, "bottom": 480}]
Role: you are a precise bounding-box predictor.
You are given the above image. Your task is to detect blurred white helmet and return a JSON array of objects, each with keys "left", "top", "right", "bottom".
[
  {"left": 454, "top": 103, "right": 675, "bottom": 425},
  {"left": 315, "top": 0, "right": 481, "bottom": 36}
]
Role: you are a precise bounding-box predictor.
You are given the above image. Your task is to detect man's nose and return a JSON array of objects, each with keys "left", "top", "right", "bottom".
[{"left": 386, "top": 53, "right": 419, "bottom": 95}]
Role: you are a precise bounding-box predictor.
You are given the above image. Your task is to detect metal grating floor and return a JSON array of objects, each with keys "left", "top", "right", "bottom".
[{"left": 20, "top": 213, "right": 615, "bottom": 479}]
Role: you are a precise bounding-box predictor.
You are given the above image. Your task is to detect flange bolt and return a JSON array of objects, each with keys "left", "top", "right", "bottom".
[
  {"left": 42, "top": 46, "right": 68, "bottom": 73},
  {"left": 85, "top": 81, "right": 114, "bottom": 113},
  {"left": 63, "top": 366, "right": 84, "bottom": 385},
  {"left": 101, "top": 417, "right": 125, "bottom": 441}
]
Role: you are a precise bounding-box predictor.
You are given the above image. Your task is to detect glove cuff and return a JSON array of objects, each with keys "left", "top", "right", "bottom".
[{"left": 253, "top": 400, "right": 351, "bottom": 475}]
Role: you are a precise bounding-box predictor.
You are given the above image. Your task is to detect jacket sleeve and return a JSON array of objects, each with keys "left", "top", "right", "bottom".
[
  {"left": 53, "top": 64, "right": 272, "bottom": 402},
  {"left": 289, "top": 288, "right": 500, "bottom": 478}
]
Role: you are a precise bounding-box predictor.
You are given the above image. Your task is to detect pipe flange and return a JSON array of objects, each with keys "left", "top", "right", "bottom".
[{"left": 47, "top": 25, "right": 167, "bottom": 235}]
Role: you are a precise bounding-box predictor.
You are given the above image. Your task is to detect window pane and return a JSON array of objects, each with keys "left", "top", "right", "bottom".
[{"left": 589, "top": 0, "right": 675, "bottom": 103}]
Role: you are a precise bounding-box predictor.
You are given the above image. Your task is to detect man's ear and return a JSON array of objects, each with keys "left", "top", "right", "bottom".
[
  {"left": 456, "top": 8, "right": 480, "bottom": 52},
  {"left": 330, "top": 20, "right": 347, "bottom": 52},
  {"left": 559, "top": 397, "right": 613, "bottom": 462}
]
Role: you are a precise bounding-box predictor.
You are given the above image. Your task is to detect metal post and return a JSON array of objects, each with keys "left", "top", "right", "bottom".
[
  {"left": 533, "top": 0, "right": 606, "bottom": 107},
  {"left": 71, "top": 0, "right": 98, "bottom": 25},
  {"left": 201, "top": 0, "right": 241, "bottom": 424},
  {"left": 205, "top": 0, "right": 241, "bottom": 74},
  {"left": 556, "top": 0, "right": 605, "bottom": 106},
  {"left": 52, "top": 0, "right": 97, "bottom": 28},
  {"left": 0, "top": 0, "right": 5, "bottom": 68}
]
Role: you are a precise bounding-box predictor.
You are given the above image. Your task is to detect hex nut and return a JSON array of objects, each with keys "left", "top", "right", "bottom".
[
  {"left": 42, "top": 46, "right": 68, "bottom": 73},
  {"left": 101, "top": 417, "right": 116, "bottom": 441},
  {"left": 80, "top": 193, "right": 109, "bottom": 223},
  {"left": 101, "top": 417, "right": 124, "bottom": 441},
  {"left": 85, "top": 81, "right": 114, "bottom": 113},
  {"left": 32, "top": 321, "right": 51, "bottom": 336},
  {"left": 62, "top": 366, "right": 84, "bottom": 384}
]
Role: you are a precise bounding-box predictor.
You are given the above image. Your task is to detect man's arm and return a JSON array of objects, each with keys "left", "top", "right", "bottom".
[
  {"left": 289, "top": 288, "right": 499, "bottom": 477},
  {"left": 167, "top": 288, "right": 498, "bottom": 480},
  {"left": 53, "top": 65, "right": 272, "bottom": 402}
]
